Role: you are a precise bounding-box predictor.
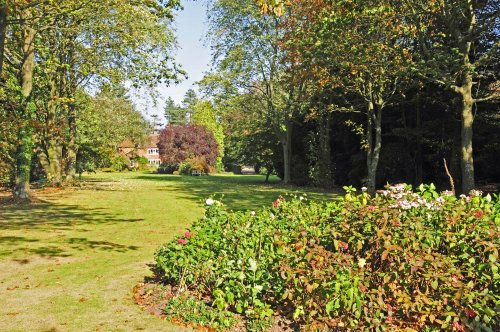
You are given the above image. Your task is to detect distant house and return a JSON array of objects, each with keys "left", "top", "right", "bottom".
[{"left": 118, "top": 134, "right": 161, "bottom": 168}]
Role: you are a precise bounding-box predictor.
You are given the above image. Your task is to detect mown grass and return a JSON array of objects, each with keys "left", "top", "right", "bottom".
[{"left": 0, "top": 172, "right": 339, "bottom": 331}]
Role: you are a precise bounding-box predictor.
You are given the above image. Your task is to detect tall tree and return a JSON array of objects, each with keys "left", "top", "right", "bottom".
[
  {"left": 280, "top": 0, "right": 412, "bottom": 193},
  {"left": 403, "top": 0, "right": 499, "bottom": 193},
  {"left": 207, "top": 0, "right": 305, "bottom": 183},
  {"left": 191, "top": 100, "right": 225, "bottom": 168},
  {"left": 3, "top": 0, "right": 182, "bottom": 195},
  {"left": 164, "top": 96, "right": 188, "bottom": 125}
]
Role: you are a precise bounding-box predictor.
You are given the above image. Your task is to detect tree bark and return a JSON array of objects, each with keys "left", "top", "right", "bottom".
[
  {"left": 64, "top": 41, "right": 78, "bottom": 182},
  {"left": 366, "top": 99, "right": 382, "bottom": 195},
  {"left": 14, "top": 21, "right": 36, "bottom": 199},
  {"left": 0, "top": 3, "right": 7, "bottom": 77},
  {"left": 414, "top": 94, "right": 423, "bottom": 186},
  {"left": 281, "top": 121, "right": 293, "bottom": 184},
  {"left": 65, "top": 102, "right": 77, "bottom": 182},
  {"left": 43, "top": 77, "right": 63, "bottom": 186},
  {"left": 318, "top": 112, "right": 333, "bottom": 188},
  {"left": 459, "top": 76, "right": 475, "bottom": 194}
]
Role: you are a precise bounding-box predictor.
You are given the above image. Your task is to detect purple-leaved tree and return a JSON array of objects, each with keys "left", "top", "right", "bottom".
[{"left": 157, "top": 124, "right": 219, "bottom": 167}]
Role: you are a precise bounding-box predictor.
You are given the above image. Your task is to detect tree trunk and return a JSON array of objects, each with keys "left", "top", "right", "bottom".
[
  {"left": 14, "top": 22, "right": 36, "bottom": 199},
  {"left": 44, "top": 78, "right": 63, "bottom": 185},
  {"left": 366, "top": 99, "right": 382, "bottom": 195},
  {"left": 281, "top": 121, "right": 293, "bottom": 184},
  {"left": 459, "top": 76, "right": 475, "bottom": 194},
  {"left": 265, "top": 169, "right": 271, "bottom": 183},
  {"left": 0, "top": 3, "right": 7, "bottom": 77},
  {"left": 65, "top": 103, "right": 77, "bottom": 182},
  {"left": 63, "top": 39, "right": 78, "bottom": 183},
  {"left": 414, "top": 95, "right": 423, "bottom": 186},
  {"left": 47, "top": 143, "right": 62, "bottom": 185},
  {"left": 318, "top": 112, "right": 333, "bottom": 188}
]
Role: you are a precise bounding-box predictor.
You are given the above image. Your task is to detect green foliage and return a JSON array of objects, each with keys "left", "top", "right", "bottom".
[
  {"left": 156, "top": 186, "right": 499, "bottom": 330},
  {"left": 110, "top": 155, "right": 130, "bottom": 172},
  {"left": 178, "top": 157, "right": 210, "bottom": 175},
  {"left": 164, "top": 97, "right": 189, "bottom": 126},
  {"left": 163, "top": 295, "right": 239, "bottom": 331},
  {"left": 191, "top": 100, "right": 225, "bottom": 170},
  {"left": 157, "top": 164, "right": 177, "bottom": 174},
  {"left": 132, "top": 156, "right": 149, "bottom": 170},
  {"left": 76, "top": 89, "right": 151, "bottom": 172}
]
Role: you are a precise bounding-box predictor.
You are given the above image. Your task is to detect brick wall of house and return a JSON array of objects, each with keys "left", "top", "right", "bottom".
[{"left": 118, "top": 134, "right": 161, "bottom": 167}]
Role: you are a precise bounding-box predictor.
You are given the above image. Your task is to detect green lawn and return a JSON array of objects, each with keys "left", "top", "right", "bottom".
[{"left": 0, "top": 172, "right": 338, "bottom": 331}]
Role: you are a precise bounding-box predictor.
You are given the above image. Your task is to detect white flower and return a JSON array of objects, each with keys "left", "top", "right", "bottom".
[
  {"left": 250, "top": 210, "right": 256, "bottom": 216},
  {"left": 469, "top": 189, "right": 483, "bottom": 197},
  {"left": 205, "top": 198, "right": 214, "bottom": 206},
  {"left": 361, "top": 187, "right": 367, "bottom": 192},
  {"left": 435, "top": 197, "right": 445, "bottom": 204},
  {"left": 358, "top": 258, "right": 367, "bottom": 268},
  {"left": 299, "top": 196, "right": 304, "bottom": 201}
]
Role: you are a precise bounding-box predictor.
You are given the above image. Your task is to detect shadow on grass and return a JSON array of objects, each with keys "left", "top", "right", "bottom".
[
  {"left": 0, "top": 199, "right": 143, "bottom": 231},
  {"left": 0, "top": 236, "right": 140, "bottom": 261},
  {"left": 68, "top": 237, "right": 139, "bottom": 252},
  {"left": 134, "top": 174, "right": 340, "bottom": 211},
  {"left": 0, "top": 197, "right": 142, "bottom": 260}
]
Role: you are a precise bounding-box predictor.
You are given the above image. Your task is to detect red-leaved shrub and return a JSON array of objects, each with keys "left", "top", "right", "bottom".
[{"left": 157, "top": 125, "right": 219, "bottom": 168}]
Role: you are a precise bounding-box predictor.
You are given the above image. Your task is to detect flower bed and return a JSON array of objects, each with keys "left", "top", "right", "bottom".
[{"left": 154, "top": 185, "right": 499, "bottom": 331}]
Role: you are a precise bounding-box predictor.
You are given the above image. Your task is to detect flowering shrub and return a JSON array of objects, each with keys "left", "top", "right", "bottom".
[
  {"left": 178, "top": 156, "right": 210, "bottom": 175},
  {"left": 155, "top": 185, "right": 499, "bottom": 330}
]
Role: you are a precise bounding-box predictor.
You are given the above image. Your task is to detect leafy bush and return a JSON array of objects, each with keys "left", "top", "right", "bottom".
[
  {"left": 155, "top": 186, "right": 499, "bottom": 331},
  {"left": 163, "top": 295, "right": 238, "bottom": 331},
  {"left": 179, "top": 157, "right": 210, "bottom": 175},
  {"left": 157, "top": 124, "right": 219, "bottom": 168},
  {"left": 110, "top": 154, "right": 129, "bottom": 172},
  {"left": 157, "top": 164, "right": 177, "bottom": 174},
  {"left": 131, "top": 156, "right": 149, "bottom": 170}
]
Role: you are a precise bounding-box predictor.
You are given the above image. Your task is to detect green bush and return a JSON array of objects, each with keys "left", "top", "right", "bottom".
[
  {"left": 132, "top": 156, "right": 149, "bottom": 170},
  {"left": 110, "top": 154, "right": 129, "bottom": 172},
  {"left": 157, "top": 164, "right": 177, "bottom": 174},
  {"left": 179, "top": 156, "right": 210, "bottom": 175},
  {"left": 155, "top": 186, "right": 499, "bottom": 331},
  {"left": 163, "top": 295, "right": 238, "bottom": 331}
]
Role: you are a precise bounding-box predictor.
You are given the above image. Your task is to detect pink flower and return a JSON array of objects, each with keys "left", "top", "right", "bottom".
[
  {"left": 177, "top": 238, "right": 187, "bottom": 245},
  {"left": 272, "top": 200, "right": 279, "bottom": 207},
  {"left": 338, "top": 241, "right": 348, "bottom": 250},
  {"left": 452, "top": 275, "right": 459, "bottom": 282},
  {"left": 367, "top": 205, "right": 375, "bottom": 211},
  {"left": 453, "top": 322, "right": 465, "bottom": 332},
  {"left": 473, "top": 211, "right": 484, "bottom": 219},
  {"left": 465, "top": 308, "right": 476, "bottom": 318},
  {"left": 184, "top": 231, "right": 193, "bottom": 238}
]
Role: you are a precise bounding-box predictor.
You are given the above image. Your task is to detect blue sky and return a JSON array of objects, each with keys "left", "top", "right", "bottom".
[{"left": 135, "top": 0, "right": 211, "bottom": 122}]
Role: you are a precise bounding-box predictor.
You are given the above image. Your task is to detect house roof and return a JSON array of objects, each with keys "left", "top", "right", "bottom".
[
  {"left": 118, "top": 134, "right": 159, "bottom": 149},
  {"left": 146, "top": 134, "right": 159, "bottom": 148},
  {"left": 119, "top": 139, "right": 135, "bottom": 148}
]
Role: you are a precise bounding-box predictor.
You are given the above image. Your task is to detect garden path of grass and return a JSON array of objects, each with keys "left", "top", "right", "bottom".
[{"left": 0, "top": 172, "right": 339, "bottom": 331}]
